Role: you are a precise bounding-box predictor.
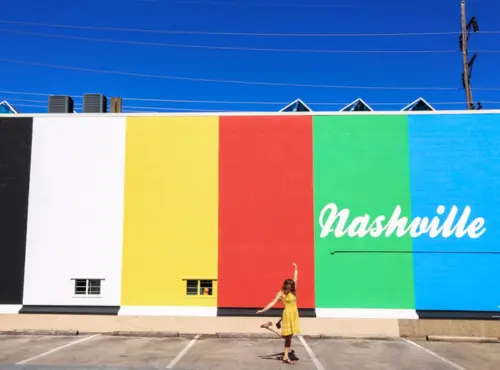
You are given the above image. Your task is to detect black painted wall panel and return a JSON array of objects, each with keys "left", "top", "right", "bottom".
[{"left": 0, "top": 117, "right": 33, "bottom": 304}]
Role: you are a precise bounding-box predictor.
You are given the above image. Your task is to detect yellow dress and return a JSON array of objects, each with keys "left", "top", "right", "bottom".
[{"left": 280, "top": 292, "right": 300, "bottom": 336}]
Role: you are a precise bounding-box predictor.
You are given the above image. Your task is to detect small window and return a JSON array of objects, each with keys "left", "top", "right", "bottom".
[
  {"left": 73, "top": 279, "right": 102, "bottom": 296},
  {"left": 186, "top": 280, "right": 198, "bottom": 295},
  {"left": 186, "top": 279, "right": 213, "bottom": 296},
  {"left": 199, "top": 280, "right": 213, "bottom": 295}
]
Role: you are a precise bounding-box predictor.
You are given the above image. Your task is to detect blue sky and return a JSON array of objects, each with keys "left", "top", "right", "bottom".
[{"left": 1, "top": 0, "right": 499, "bottom": 113}]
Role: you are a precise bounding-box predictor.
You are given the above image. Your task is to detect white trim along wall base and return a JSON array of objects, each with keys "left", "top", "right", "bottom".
[
  {"left": 0, "top": 305, "right": 22, "bottom": 314},
  {"left": 316, "top": 308, "right": 419, "bottom": 319},
  {"left": 119, "top": 306, "right": 217, "bottom": 317}
]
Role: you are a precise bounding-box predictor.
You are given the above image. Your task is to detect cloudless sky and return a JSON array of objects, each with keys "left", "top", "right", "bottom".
[{"left": 0, "top": 0, "right": 499, "bottom": 113}]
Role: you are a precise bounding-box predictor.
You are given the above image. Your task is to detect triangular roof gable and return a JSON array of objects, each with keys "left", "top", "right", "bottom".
[
  {"left": 401, "top": 97, "right": 435, "bottom": 111},
  {"left": 279, "top": 98, "right": 313, "bottom": 112},
  {"left": 339, "top": 98, "right": 373, "bottom": 112},
  {"left": 0, "top": 100, "right": 19, "bottom": 114}
]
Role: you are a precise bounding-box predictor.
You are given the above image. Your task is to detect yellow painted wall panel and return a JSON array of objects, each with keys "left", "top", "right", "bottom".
[{"left": 121, "top": 116, "right": 219, "bottom": 306}]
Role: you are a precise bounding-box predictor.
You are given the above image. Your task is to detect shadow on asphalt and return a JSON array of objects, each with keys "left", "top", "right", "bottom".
[{"left": 258, "top": 349, "right": 300, "bottom": 361}]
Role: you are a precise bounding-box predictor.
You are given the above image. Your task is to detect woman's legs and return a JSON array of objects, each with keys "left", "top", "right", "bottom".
[
  {"left": 283, "top": 335, "right": 294, "bottom": 363},
  {"left": 260, "top": 322, "right": 296, "bottom": 363}
]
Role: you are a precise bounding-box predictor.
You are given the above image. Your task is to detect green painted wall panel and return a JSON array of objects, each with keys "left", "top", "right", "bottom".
[{"left": 313, "top": 115, "right": 414, "bottom": 309}]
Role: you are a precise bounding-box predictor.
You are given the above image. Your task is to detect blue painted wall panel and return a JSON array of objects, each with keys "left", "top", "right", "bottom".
[{"left": 409, "top": 113, "right": 500, "bottom": 312}]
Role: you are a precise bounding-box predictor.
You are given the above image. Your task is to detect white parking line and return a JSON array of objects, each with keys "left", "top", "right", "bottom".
[
  {"left": 165, "top": 334, "right": 201, "bottom": 369},
  {"left": 402, "top": 338, "right": 467, "bottom": 370},
  {"left": 298, "top": 335, "right": 325, "bottom": 370},
  {"left": 16, "top": 334, "right": 100, "bottom": 365}
]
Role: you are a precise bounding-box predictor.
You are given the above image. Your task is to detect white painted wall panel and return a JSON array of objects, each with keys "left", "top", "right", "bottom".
[{"left": 23, "top": 116, "right": 126, "bottom": 306}]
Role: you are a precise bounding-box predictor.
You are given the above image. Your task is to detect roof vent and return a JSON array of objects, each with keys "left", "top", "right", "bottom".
[
  {"left": 0, "top": 100, "right": 19, "bottom": 114},
  {"left": 340, "top": 98, "right": 373, "bottom": 112},
  {"left": 401, "top": 98, "right": 435, "bottom": 111},
  {"left": 280, "top": 99, "right": 312, "bottom": 112},
  {"left": 83, "top": 94, "right": 108, "bottom": 113},
  {"left": 48, "top": 96, "right": 74, "bottom": 113}
]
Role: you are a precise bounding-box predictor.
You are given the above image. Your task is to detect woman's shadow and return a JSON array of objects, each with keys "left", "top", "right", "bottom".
[{"left": 259, "top": 350, "right": 299, "bottom": 362}]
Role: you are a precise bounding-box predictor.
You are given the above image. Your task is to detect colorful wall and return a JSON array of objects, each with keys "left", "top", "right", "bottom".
[{"left": 0, "top": 112, "right": 499, "bottom": 319}]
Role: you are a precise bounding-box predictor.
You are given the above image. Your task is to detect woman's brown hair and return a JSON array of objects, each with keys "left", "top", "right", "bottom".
[{"left": 282, "top": 278, "right": 296, "bottom": 296}]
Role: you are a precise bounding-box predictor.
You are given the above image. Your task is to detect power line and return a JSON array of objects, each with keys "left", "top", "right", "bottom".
[
  {"left": 123, "top": 97, "right": 291, "bottom": 105},
  {"left": 1, "top": 19, "right": 500, "bottom": 38},
  {"left": 1, "top": 97, "right": 235, "bottom": 110},
  {"left": 173, "top": 0, "right": 355, "bottom": 9},
  {"left": 124, "top": 106, "right": 230, "bottom": 112},
  {"left": 0, "top": 91, "right": 444, "bottom": 105},
  {"left": 0, "top": 95, "right": 292, "bottom": 106},
  {"left": 116, "top": 102, "right": 500, "bottom": 109},
  {"left": 5, "top": 58, "right": 500, "bottom": 91},
  {"left": 5, "top": 102, "right": 238, "bottom": 112},
  {"left": 3, "top": 93, "right": 500, "bottom": 108},
  {"left": 2, "top": 28, "right": 491, "bottom": 54},
  {"left": 0, "top": 91, "right": 59, "bottom": 98},
  {"left": 9, "top": 101, "right": 500, "bottom": 113},
  {"left": 6, "top": 103, "right": 46, "bottom": 109},
  {"left": 1, "top": 98, "right": 52, "bottom": 104}
]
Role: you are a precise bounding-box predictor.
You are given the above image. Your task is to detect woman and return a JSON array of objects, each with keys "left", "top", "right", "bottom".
[{"left": 257, "top": 262, "right": 300, "bottom": 364}]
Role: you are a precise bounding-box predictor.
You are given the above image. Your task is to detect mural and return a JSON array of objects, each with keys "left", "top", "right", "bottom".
[
  {"left": 21, "top": 117, "right": 125, "bottom": 314},
  {"left": 121, "top": 116, "right": 219, "bottom": 316},
  {"left": 313, "top": 115, "right": 414, "bottom": 317},
  {"left": 0, "top": 118, "right": 32, "bottom": 314},
  {"left": 408, "top": 114, "right": 500, "bottom": 317},
  {"left": 0, "top": 112, "right": 498, "bottom": 319},
  {"left": 217, "top": 116, "right": 315, "bottom": 314}
]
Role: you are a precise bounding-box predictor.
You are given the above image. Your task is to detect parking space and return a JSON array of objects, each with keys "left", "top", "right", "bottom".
[
  {"left": 175, "top": 337, "right": 315, "bottom": 370},
  {"left": 307, "top": 338, "right": 463, "bottom": 370},
  {"left": 28, "top": 335, "right": 193, "bottom": 368},
  {"left": 0, "top": 334, "right": 499, "bottom": 369},
  {"left": 0, "top": 335, "right": 77, "bottom": 364},
  {"left": 412, "top": 339, "right": 500, "bottom": 370}
]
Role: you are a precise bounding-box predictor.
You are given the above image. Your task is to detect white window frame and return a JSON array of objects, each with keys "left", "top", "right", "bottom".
[
  {"left": 71, "top": 278, "right": 104, "bottom": 298},
  {"left": 184, "top": 278, "right": 216, "bottom": 296}
]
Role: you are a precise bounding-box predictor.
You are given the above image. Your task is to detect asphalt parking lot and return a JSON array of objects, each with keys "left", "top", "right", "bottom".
[{"left": 0, "top": 334, "right": 498, "bottom": 370}]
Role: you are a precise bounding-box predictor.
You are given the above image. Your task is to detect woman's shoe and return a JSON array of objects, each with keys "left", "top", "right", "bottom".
[{"left": 260, "top": 321, "right": 272, "bottom": 329}]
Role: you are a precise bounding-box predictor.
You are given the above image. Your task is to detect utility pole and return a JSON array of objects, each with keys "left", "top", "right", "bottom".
[
  {"left": 460, "top": 1, "right": 473, "bottom": 110},
  {"left": 110, "top": 97, "right": 123, "bottom": 113},
  {"left": 459, "top": 1, "right": 480, "bottom": 110}
]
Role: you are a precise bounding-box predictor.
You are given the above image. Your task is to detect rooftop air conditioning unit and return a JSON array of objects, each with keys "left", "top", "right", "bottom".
[
  {"left": 83, "top": 94, "right": 107, "bottom": 113},
  {"left": 48, "top": 95, "right": 74, "bottom": 113}
]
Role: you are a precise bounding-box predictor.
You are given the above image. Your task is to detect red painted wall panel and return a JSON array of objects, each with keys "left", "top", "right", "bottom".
[{"left": 218, "top": 116, "right": 315, "bottom": 309}]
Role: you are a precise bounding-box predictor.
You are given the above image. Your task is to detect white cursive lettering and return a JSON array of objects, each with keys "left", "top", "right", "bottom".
[{"left": 318, "top": 203, "right": 486, "bottom": 239}]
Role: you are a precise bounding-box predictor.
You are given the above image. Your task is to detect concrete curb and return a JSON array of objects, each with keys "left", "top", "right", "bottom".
[
  {"left": 110, "top": 331, "right": 180, "bottom": 338},
  {"left": 79, "top": 332, "right": 107, "bottom": 336},
  {"left": 214, "top": 332, "right": 279, "bottom": 339},
  {"left": 319, "top": 334, "right": 398, "bottom": 341},
  {"left": 426, "top": 335, "right": 500, "bottom": 343},
  {"left": 1, "top": 331, "right": 497, "bottom": 343},
  {"left": 400, "top": 335, "right": 427, "bottom": 340},
  {"left": 302, "top": 335, "right": 321, "bottom": 339},
  {"left": 0, "top": 330, "right": 79, "bottom": 336},
  {"left": 212, "top": 333, "right": 397, "bottom": 340}
]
